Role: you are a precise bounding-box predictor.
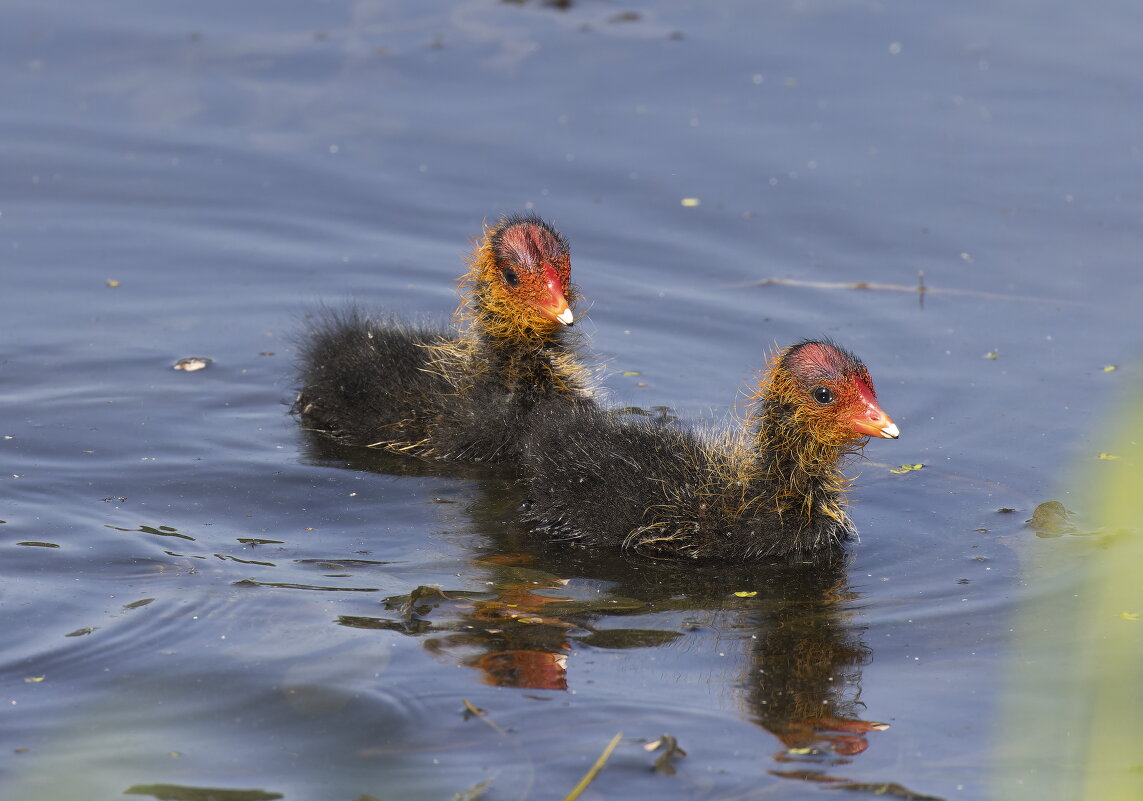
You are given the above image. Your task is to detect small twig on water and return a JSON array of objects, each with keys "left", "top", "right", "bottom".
[{"left": 462, "top": 699, "right": 507, "bottom": 737}]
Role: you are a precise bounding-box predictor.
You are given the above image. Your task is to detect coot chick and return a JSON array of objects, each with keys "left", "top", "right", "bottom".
[
  {"left": 521, "top": 340, "right": 898, "bottom": 561},
  {"left": 296, "top": 214, "right": 595, "bottom": 463}
]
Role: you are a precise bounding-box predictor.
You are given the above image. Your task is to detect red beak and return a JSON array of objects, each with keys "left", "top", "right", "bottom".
[
  {"left": 852, "top": 406, "right": 900, "bottom": 439},
  {"left": 850, "top": 382, "right": 899, "bottom": 439},
  {"left": 532, "top": 264, "right": 574, "bottom": 325}
]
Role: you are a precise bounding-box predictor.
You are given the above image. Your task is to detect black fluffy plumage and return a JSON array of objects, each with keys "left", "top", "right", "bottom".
[
  {"left": 294, "top": 215, "right": 596, "bottom": 464},
  {"left": 520, "top": 341, "right": 898, "bottom": 561}
]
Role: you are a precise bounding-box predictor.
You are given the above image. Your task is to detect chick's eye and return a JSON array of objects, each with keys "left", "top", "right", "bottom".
[
  {"left": 502, "top": 268, "right": 520, "bottom": 288},
  {"left": 812, "top": 386, "right": 834, "bottom": 405}
]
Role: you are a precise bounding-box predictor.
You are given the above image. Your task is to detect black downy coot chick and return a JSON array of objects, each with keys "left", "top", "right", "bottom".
[
  {"left": 521, "top": 340, "right": 899, "bottom": 561},
  {"left": 295, "top": 214, "right": 595, "bottom": 463}
]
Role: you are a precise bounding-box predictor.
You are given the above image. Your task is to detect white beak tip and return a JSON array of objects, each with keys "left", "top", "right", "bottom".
[
  {"left": 556, "top": 308, "right": 575, "bottom": 325},
  {"left": 880, "top": 422, "right": 900, "bottom": 439}
]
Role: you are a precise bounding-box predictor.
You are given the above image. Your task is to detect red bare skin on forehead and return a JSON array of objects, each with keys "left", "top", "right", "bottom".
[
  {"left": 784, "top": 342, "right": 858, "bottom": 382},
  {"left": 787, "top": 342, "right": 839, "bottom": 373},
  {"left": 495, "top": 223, "right": 570, "bottom": 280},
  {"left": 781, "top": 340, "right": 877, "bottom": 403}
]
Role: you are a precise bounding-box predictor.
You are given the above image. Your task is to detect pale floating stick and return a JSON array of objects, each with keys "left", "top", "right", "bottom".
[
  {"left": 733, "top": 274, "right": 1084, "bottom": 306},
  {"left": 562, "top": 732, "right": 623, "bottom": 801}
]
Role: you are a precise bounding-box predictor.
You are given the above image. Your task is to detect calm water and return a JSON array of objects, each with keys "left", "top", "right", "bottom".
[{"left": 4, "top": 1, "right": 1142, "bottom": 799}]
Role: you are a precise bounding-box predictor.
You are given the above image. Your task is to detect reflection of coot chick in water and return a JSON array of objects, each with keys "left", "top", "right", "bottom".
[
  {"left": 522, "top": 340, "right": 899, "bottom": 561},
  {"left": 295, "top": 214, "right": 595, "bottom": 464}
]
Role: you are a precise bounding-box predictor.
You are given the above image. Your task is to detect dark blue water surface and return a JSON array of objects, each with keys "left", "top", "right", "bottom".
[{"left": 4, "top": 1, "right": 1143, "bottom": 799}]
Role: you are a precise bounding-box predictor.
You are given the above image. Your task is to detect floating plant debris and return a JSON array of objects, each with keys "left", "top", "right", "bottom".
[
  {"left": 645, "top": 734, "right": 687, "bottom": 775},
  {"left": 1026, "top": 501, "right": 1075, "bottom": 536},
  {"left": 172, "top": 357, "right": 212, "bottom": 372},
  {"left": 462, "top": 699, "right": 507, "bottom": 736}
]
